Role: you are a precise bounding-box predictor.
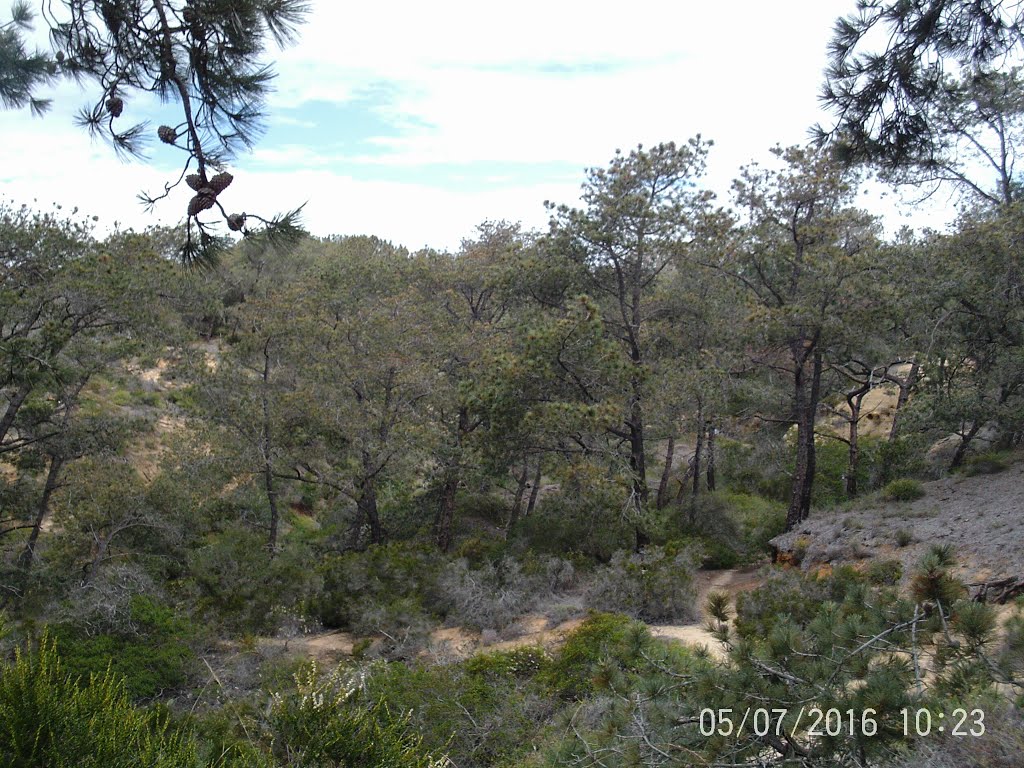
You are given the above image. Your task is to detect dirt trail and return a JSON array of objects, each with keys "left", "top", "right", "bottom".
[
  {"left": 647, "top": 565, "right": 764, "bottom": 658},
  {"left": 264, "top": 566, "right": 766, "bottom": 664}
]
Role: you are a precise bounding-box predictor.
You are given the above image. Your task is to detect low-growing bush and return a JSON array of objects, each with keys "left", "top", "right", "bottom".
[
  {"left": 0, "top": 636, "right": 201, "bottom": 766},
  {"left": 509, "top": 469, "right": 632, "bottom": 562},
  {"left": 187, "top": 524, "right": 321, "bottom": 633},
  {"left": 438, "top": 554, "right": 575, "bottom": 631},
  {"left": 271, "top": 663, "right": 441, "bottom": 767},
  {"left": 866, "top": 558, "right": 904, "bottom": 586},
  {"left": 652, "top": 492, "right": 784, "bottom": 567},
  {"left": 50, "top": 595, "right": 196, "bottom": 700},
  {"left": 584, "top": 546, "right": 698, "bottom": 623},
  {"left": 882, "top": 478, "right": 926, "bottom": 502},
  {"left": 542, "top": 612, "right": 651, "bottom": 699},
  {"left": 363, "top": 655, "right": 549, "bottom": 767},
  {"left": 311, "top": 541, "right": 443, "bottom": 632},
  {"left": 963, "top": 450, "right": 1011, "bottom": 476}
]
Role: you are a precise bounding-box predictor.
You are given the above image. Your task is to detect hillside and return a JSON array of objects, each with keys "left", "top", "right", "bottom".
[{"left": 771, "top": 455, "right": 1024, "bottom": 602}]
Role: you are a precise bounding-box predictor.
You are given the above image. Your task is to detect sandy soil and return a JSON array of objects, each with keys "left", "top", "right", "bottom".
[
  {"left": 266, "top": 566, "right": 766, "bottom": 665},
  {"left": 771, "top": 455, "right": 1024, "bottom": 596}
]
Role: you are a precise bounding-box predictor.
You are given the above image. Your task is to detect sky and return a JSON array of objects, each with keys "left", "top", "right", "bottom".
[{"left": 0, "top": 0, "right": 947, "bottom": 251}]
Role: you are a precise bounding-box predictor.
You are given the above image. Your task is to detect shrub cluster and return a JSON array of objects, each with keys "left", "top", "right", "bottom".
[{"left": 584, "top": 545, "right": 698, "bottom": 623}]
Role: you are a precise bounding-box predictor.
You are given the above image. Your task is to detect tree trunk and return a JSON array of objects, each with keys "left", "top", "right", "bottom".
[
  {"left": 435, "top": 474, "right": 457, "bottom": 552},
  {"left": 628, "top": 403, "right": 648, "bottom": 505},
  {"left": 705, "top": 423, "right": 716, "bottom": 493},
  {"left": 691, "top": 411, "right": 704, "bottom": 498},
  {"left": 656, "top": 434, "right": 675, "bottom": 510},
  {"left": 261, "top": 340, "right": 280, "bottom": 554},
  {"left": 846, "top": 392, "right": 863, "bottom": 498},
  {"left": 950, "top": 422, "right": 981, "bottom": 470},
  {"left": 526, "top": 460, "right": 542, "bottom": 516},
  {"left": 357, "top": 453, "right": 383, "bottom": 546},
  {"left": 263, "top": 457, "right": 280, "bottom": 553},
  {"left": 507, "top": 461, "right": 530, "bottom": 530},
  {"left": 17, "top": 454, "right": 64, "bottom": 575},
  {"left": 82, "top": 533, "right": 111, "bottom": 586},
  {"left": 786, "top": 347, "right": 822, "bottom": 531},
  {"left": 0, "top": 380, "right": 33, "bottom": 448},
  {"left": 888, "top": 361, "right": 919, "bottom": 443},
  {"left": 435, "top": 407, "right": 470, "bottom": 551}
]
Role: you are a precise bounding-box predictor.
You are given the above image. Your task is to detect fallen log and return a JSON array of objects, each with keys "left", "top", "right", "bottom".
[{"left": 969, "top": 577, "right": 1024, "bottom": 604}]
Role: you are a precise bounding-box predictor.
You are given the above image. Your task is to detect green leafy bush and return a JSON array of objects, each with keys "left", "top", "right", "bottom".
[
  {"left": 547, "top": 554, "right": 1009, "bottom": 768},
  {"left": 509, "top": 479, "right": 631, "bottom": 562},
  {"left": 463, "top": 646, "right": 552, "bottom": 681},
  {"left": 963, "top": 450, "right": 1011, "bottom": 476},
  {"left": 871, "top": 435, "right": 928, "bottom": 487},
  {"left": 584, "top": 546, "right": 698, "bottom": 623},
  {"left": 363, "top": 656, "right": 547, "bottom": 767},
  {"left": 652, "top": 492, "right": 784, "bottom": 566},
  {"left": 271, "top": 663, "right": 443, "bottom": 767},
  {"left": 0, "top": 636, "right": 200, "bottom": 767},
  {"left": 542, "top": 613, "right": 651, "bottom": 699},
  {"left": 311, "top": 542, "right": 442, "bottom": 633},
  {"left": 188, "top": 524, "right": 321, "bottom": 632},
  {"left": 866, "top": 559, "right": 904, "bottom": 586},
  {"left": 50, "top": 595, "right": 196, "bottom": 700},
  {"left": 882, "top": 477, "right": 926, "bottom": 501},
  {"left": 717, "top": 437, "right": 790, "bottom": 501}
]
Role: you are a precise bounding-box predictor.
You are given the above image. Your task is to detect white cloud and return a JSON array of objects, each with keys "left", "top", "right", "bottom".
[{"left": 0, "top": 0, "right": 954, "bottom": 250}]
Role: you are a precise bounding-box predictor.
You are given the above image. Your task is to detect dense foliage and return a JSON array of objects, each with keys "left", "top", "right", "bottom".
[{"left": 2, "top": 0, "right": 1024, "bottom": 764}]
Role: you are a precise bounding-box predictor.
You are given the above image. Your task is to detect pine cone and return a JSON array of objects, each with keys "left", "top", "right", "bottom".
[
  {"left": 208, "top": 172, "right": 233, "bottom": 194},
  {"left": 185, "top": 173, "right": 205, "bottom": 191},
  {"left": 105, "top": 96, "right": 123, "bottom": 117},
  {"left": 187, "top": 194, "right": 216, "bottom": 217},
  {"left": 227, "top": 213, "right": 246, "bottom": 232},
  {"left": 157, "top": 125, "right": 177, "bottom": 144}
]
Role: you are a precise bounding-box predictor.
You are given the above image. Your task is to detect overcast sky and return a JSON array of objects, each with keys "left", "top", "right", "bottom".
[{"left": 0, "top": 0, "right": 946, "bottom": 251}]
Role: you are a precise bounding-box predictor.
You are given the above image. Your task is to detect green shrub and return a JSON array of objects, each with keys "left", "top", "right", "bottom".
[
  {"left": 717, "top": 437, "right": 790, "bottom": 501},
  {"left": 871, "top": 435, "right": 928, "bottom": 487},
  {"left": 882, "top": 478, "right": 926, "bottom": 501},
  {"left": 463, "top": 646, "right": 552, "bottom": 682},
  {"left": 50, "top": 596, "right": 196, "bottom": 700},
  {"left": 998, "top": 601, "right": 1024, "bottom": 685},
  {"left": 866, "top": 559, "right": 904, "bottom": 586},
  {"left": 963, "top": 450, "right": 1011, "bottom": 476},
  {"left": 0, "top": 636, "right": 200, "bottom": 767},
  {"left": 453, "top": 535, "right": 507, "bottom": 568},
  {"left": 724, "top": 491, "right": 787, "bottom": 556},
  {"left": 364, "top": 657, "right": 545, "bottom": 767},
  {"left": 894, "top": 527, "right": 914, "bottom": 547},
  {"left": 584, "top": 546, "right": 698, "bottom": 623},
  {"left": 271, "top": 663, "right": 442, "bottom": 767},
  {"left": 311, "top": 542, "right": 442, "bottom": 633},
  {"left": 509, "top": 476, "right": 631, "bottom": 562},
  {"left": 652, "top": 492, "right": 784, "bottom": 567},
  {"left": 187, "top": 524, "right": 321, "bottom": 633},
  {"left": 543, "top": 613, "right": 650, "bottom": 699}
]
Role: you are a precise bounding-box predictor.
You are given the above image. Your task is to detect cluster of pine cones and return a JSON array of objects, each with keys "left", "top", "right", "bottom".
[{"left": 185, "top": 172, "right": 243, "bottom": 230}]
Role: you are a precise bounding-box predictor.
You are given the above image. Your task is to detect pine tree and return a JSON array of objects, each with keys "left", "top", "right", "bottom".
[
  {"left": 0, "top": 0, "right": 309, "bottom": 267},
  {"left": 816, "top": 0, "right": 1024, "bottom": 207}
]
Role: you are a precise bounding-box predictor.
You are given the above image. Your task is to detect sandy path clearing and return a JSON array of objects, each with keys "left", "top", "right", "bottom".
[
  {"left": 267, "top": 566, "right": 767, "bottom": 664},
  {"left": 647, "top": 565, "right": 765, "bottom": 658}
]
